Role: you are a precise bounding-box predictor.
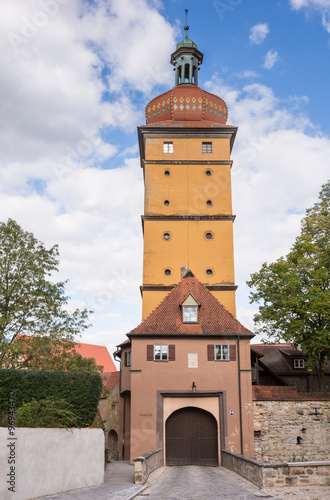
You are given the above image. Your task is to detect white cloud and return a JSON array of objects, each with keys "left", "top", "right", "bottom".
[
  {"left": 0, "top": 0, "right": 177, "bottom": 361},
  {"left": 289, "top": 0, "right": 330, "bottom": 33},
  {"left": 204, "top": 77, "right": 330, "bottom": 333},
  {"left": 249, "top": 23, "right": 270, "bottom": 45},
  {"left": 263, "top": 49, "right": 279, "bottom": 69},
  {"left": 235, "top": 70, "right": 261, "bottom": 79}
]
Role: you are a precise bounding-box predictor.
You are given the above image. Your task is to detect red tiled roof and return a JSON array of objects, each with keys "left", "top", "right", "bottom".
[
  {"left": 74, "top": 342, "right": 116, "bottom": 372},
  {"left": 253, "top": 386, "right": 330, "bottom": 401},
  {"left": 101, "top": 371, "right": 120, "bottom": 391},
  {"left": 15, "top": 335, "right": 117, "bottom": 372},
  {"left": 128, "top": 275, "right": 253, "bottom": 337}
]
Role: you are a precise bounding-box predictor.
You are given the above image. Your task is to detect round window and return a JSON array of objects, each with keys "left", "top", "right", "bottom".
[
  {"left": 205, "top": 232, "right": 213, "bottom": 240},
  {"left": 164, "top": 200, "right": 169, "bottom": 206},
  {"left": 164, "top": 269, "right": 171, "bottom": 275},
  {"left": 164, "top": 170, "right": 170, "bottom": 176},
  {"left": 163, "top": 232, "right": 171, "bottom": 240},
  {"left": 206, "top": 200, "right": 212, "bottom": 206},
  {"left": 205, "top": 169, "right": 212, "bottom": 176},
  {"left": 206, "top": 269, "right": 213, "bottom": 275}
]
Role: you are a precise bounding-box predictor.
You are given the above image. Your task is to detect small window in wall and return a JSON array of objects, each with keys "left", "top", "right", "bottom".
[
  {"left": 124, "top": 350, "right": 131, "bottom": 367},
  {"left": 208, "top": 344, "right": 236, "bottom": 361},
  {"left": 182, "top": 306, "right": 198, "bottom": 323},
  {"left": 164, "top": 200, "right": 170, "bottom": 206},
  {"left": 164, "top": 170, "right": 170, "bottom": 176},
  {"left": 163, "top": 142, "right": 173, "bottom": 154},
  {"left": 205, "top": 169, "right": 213, "bottom": 176},
  {"left": 294, "top": 359, "right": 305, "bottom": 369},
  {"left": 154, "top": 344, "right": 169, "bottom": 361},
  {"left": 202, "top": 142, "right": 212, "bottom": 154},
  {"left": 163, "top": 232, "right": 171, "bottom": 240},
  {"left": 214, "top": 344, "right": 229, "bottom": 361},
  {"left": 164, "top": 269, "right": 171, "bottom": 275}
]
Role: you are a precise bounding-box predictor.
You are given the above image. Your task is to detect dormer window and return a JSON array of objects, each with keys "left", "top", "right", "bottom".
[
  {"left": 181, "top": 294, "right": 200, "bottom": 323},
  {"left": 294, "top": 359, "right": 305, "bottom": 369},
  {"left": 183, "top": 306, "right": 198, "bottom": 323}
]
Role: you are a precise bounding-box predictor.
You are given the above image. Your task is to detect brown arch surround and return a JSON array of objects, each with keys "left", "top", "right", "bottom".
[{"left": 166, "top": 406, "right": 218, "bottom": 466}]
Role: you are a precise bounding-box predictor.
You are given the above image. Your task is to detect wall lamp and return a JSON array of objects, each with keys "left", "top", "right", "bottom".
[{"left": 192, "top": 381, "right": 196, "bottom": 393}]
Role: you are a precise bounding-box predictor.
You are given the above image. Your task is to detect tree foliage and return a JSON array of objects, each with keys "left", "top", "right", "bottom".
[
  {"left": 247, "top": 181, "right": 330, "bottom": 390},
  {"left": 0, "top": 219, "right": 97, "bottom": 370}
]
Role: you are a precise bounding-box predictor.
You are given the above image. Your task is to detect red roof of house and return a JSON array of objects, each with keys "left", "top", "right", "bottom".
[
  {"left": 128, "top": 274, "right": 253, "bottom": 337},
  {"left": 253, "top": 386, "right": 330, "bottom": 401},
  {"left": 74, "top": 342, "right": 116, "bottom": 372},
  {"left": 101, "top": 371, "right": 120, "bottom": 390}
]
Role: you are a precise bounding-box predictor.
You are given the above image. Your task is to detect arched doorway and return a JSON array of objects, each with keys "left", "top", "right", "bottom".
[
  {"left": 108, "top": 430, "right": 118, "bottom": 459},
  {"left": 166, "top": 407, "right": 218, "bottom": 466}
]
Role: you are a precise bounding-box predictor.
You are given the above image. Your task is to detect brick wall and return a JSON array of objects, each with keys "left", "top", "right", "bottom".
[{"left": 253, "top": 400, "right": 330, "bottom": 463}]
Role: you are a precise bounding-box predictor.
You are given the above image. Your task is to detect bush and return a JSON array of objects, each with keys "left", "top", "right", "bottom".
[
  {"left": 0, "top": 369, "right": 103, "bottom": 427},
  {"left": 16, "top": 399, "right": 79, "bottom": 428}
]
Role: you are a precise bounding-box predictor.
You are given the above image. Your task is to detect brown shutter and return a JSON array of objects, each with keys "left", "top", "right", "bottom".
[
  {"left": 169, "top": 345, "right": 175, "bottom": 361},
  {"left": 124, "top": 351, "right": 128, "bottom": 367},
  {"left": 147, "top": 345, "right": 153, "bottom": 361},
  {"left": 229, "top": 345, "right": 236, "bottom": 361},
  {"left": 207, "top": 345, "right": 214, "bottom": 361}
]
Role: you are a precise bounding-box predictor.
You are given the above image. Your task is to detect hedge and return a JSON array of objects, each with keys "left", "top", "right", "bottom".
[{"left": 0, "top": 369, "right": 103, "bottom": 427}]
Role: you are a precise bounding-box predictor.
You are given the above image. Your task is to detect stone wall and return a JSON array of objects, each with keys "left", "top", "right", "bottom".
[
  {"left": 98, "top": 378, "right": 120, "bottom": 459},
  {"left": 0, "top": 427, "right": 104, "bottom": 500},
  {"left": 253, "top": 399, "right": 330, "bottom": 463},
  {"left": 221, "top": 451, "right": 330, "bottom": 489},
  {"left": 134, "top": 449, "right": 163, "bottom": 484}
]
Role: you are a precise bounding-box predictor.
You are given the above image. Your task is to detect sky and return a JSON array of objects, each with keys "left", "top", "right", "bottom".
[{"left": 1, "top": 0, "right": 330, "bottom": 367}]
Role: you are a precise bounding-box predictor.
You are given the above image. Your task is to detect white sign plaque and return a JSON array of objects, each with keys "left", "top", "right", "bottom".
[{"left": 188, "top": 353, "right": 198, "bottom": 368}]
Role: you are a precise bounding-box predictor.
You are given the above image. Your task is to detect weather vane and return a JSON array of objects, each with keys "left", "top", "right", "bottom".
[{"left": 184, "top": 8, "right": 189, "bottom": 38}]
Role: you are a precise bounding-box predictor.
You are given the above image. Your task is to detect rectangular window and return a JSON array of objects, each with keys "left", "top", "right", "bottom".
[
  {"left": 154, "top": 344, "right": 169, "bottom": 361},
  {"left": 182, "top": 306, "right": 198, "bottom": 323},
  {"left": 124, "top": 350, "right": 131, "bottom": 367},
  {"left": 202, "top": 142, "right": 212, "bottom": 153},
  {"left": 294, "top": 359, "right": 305, "bottom": 368},
  {"left": 163, "top": 142, "right": 173, "bottom": 153},
  {"left": 214, "top": 344, "right": 229, "bottom": 361}
]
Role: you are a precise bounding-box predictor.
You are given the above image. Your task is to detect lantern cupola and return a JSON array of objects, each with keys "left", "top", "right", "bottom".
[{"left": 170, "top": 10, "right": 203, "bottom": 86}]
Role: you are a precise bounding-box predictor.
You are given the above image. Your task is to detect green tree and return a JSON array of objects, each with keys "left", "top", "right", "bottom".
[
  {"left": 247, "top": 181, "right": 330, "bottom": 391},
  {"left": 0, "top": 219, "right": 98, "bottom": 371}
]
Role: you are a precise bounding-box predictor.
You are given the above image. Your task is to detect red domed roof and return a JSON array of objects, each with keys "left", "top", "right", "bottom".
[{"left": 145, "top": 85, "right": 228, "bottom": 125}]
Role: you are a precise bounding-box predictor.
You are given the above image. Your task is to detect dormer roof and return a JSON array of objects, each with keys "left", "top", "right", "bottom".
[{"left": 128, "top": 275, "right": 253, "bottom": 338}]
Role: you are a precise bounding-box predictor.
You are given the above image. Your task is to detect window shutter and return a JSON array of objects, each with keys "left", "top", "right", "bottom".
[
  {"left": 147, "top": 345, "right": 153, "bottom": 361},
  {"left": 124, "top": 351, "right": 128, "bottom": 367},
  {"left": 169, "top": 345, "right": 175, "bottom": 361},
  {"left": 207, "top": 345, "right": 214, "bottom": 361},
  {"left": 229, "top": 345, "right": 236, "bottom": 361}
]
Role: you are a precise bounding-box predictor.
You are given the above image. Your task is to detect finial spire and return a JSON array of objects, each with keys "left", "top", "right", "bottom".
[{"left": 184, "top": 9, "right": 189, "bottom": 39}]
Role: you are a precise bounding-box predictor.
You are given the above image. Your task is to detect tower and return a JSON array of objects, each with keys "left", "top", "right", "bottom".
[{"left": 138, "top": 24, "right": 237, "bottom": 320}]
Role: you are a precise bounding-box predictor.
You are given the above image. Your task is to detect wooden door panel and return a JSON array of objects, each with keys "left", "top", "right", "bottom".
[{"left": 166, "top": 407, "right": 218, "bottom": 466}]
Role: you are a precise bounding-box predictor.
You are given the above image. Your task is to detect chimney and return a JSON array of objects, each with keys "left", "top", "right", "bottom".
[{"left": 181, "top": 266, "right": 188, "bottom": 278}]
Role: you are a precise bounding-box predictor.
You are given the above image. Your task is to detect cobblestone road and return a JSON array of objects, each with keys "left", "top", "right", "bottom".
[
  {"left": 137, "top": 466, "right": 273, "bottom": 499},
  {"left": 135, "top": 466, "right": 330, "bottom": 500}
]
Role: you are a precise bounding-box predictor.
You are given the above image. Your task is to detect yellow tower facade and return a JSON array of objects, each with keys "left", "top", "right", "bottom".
[{"left": 138, "top": 31, "right": 238, "bottom": 320}]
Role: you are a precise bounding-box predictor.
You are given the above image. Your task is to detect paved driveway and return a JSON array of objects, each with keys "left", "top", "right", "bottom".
[{"left": 139, "top": 466, "right": 273, "bottom": 500}]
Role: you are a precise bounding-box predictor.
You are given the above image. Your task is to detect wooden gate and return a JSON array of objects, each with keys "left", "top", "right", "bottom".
[{"left": 165, "top": 407, "right": 218, "bottom": 466}]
